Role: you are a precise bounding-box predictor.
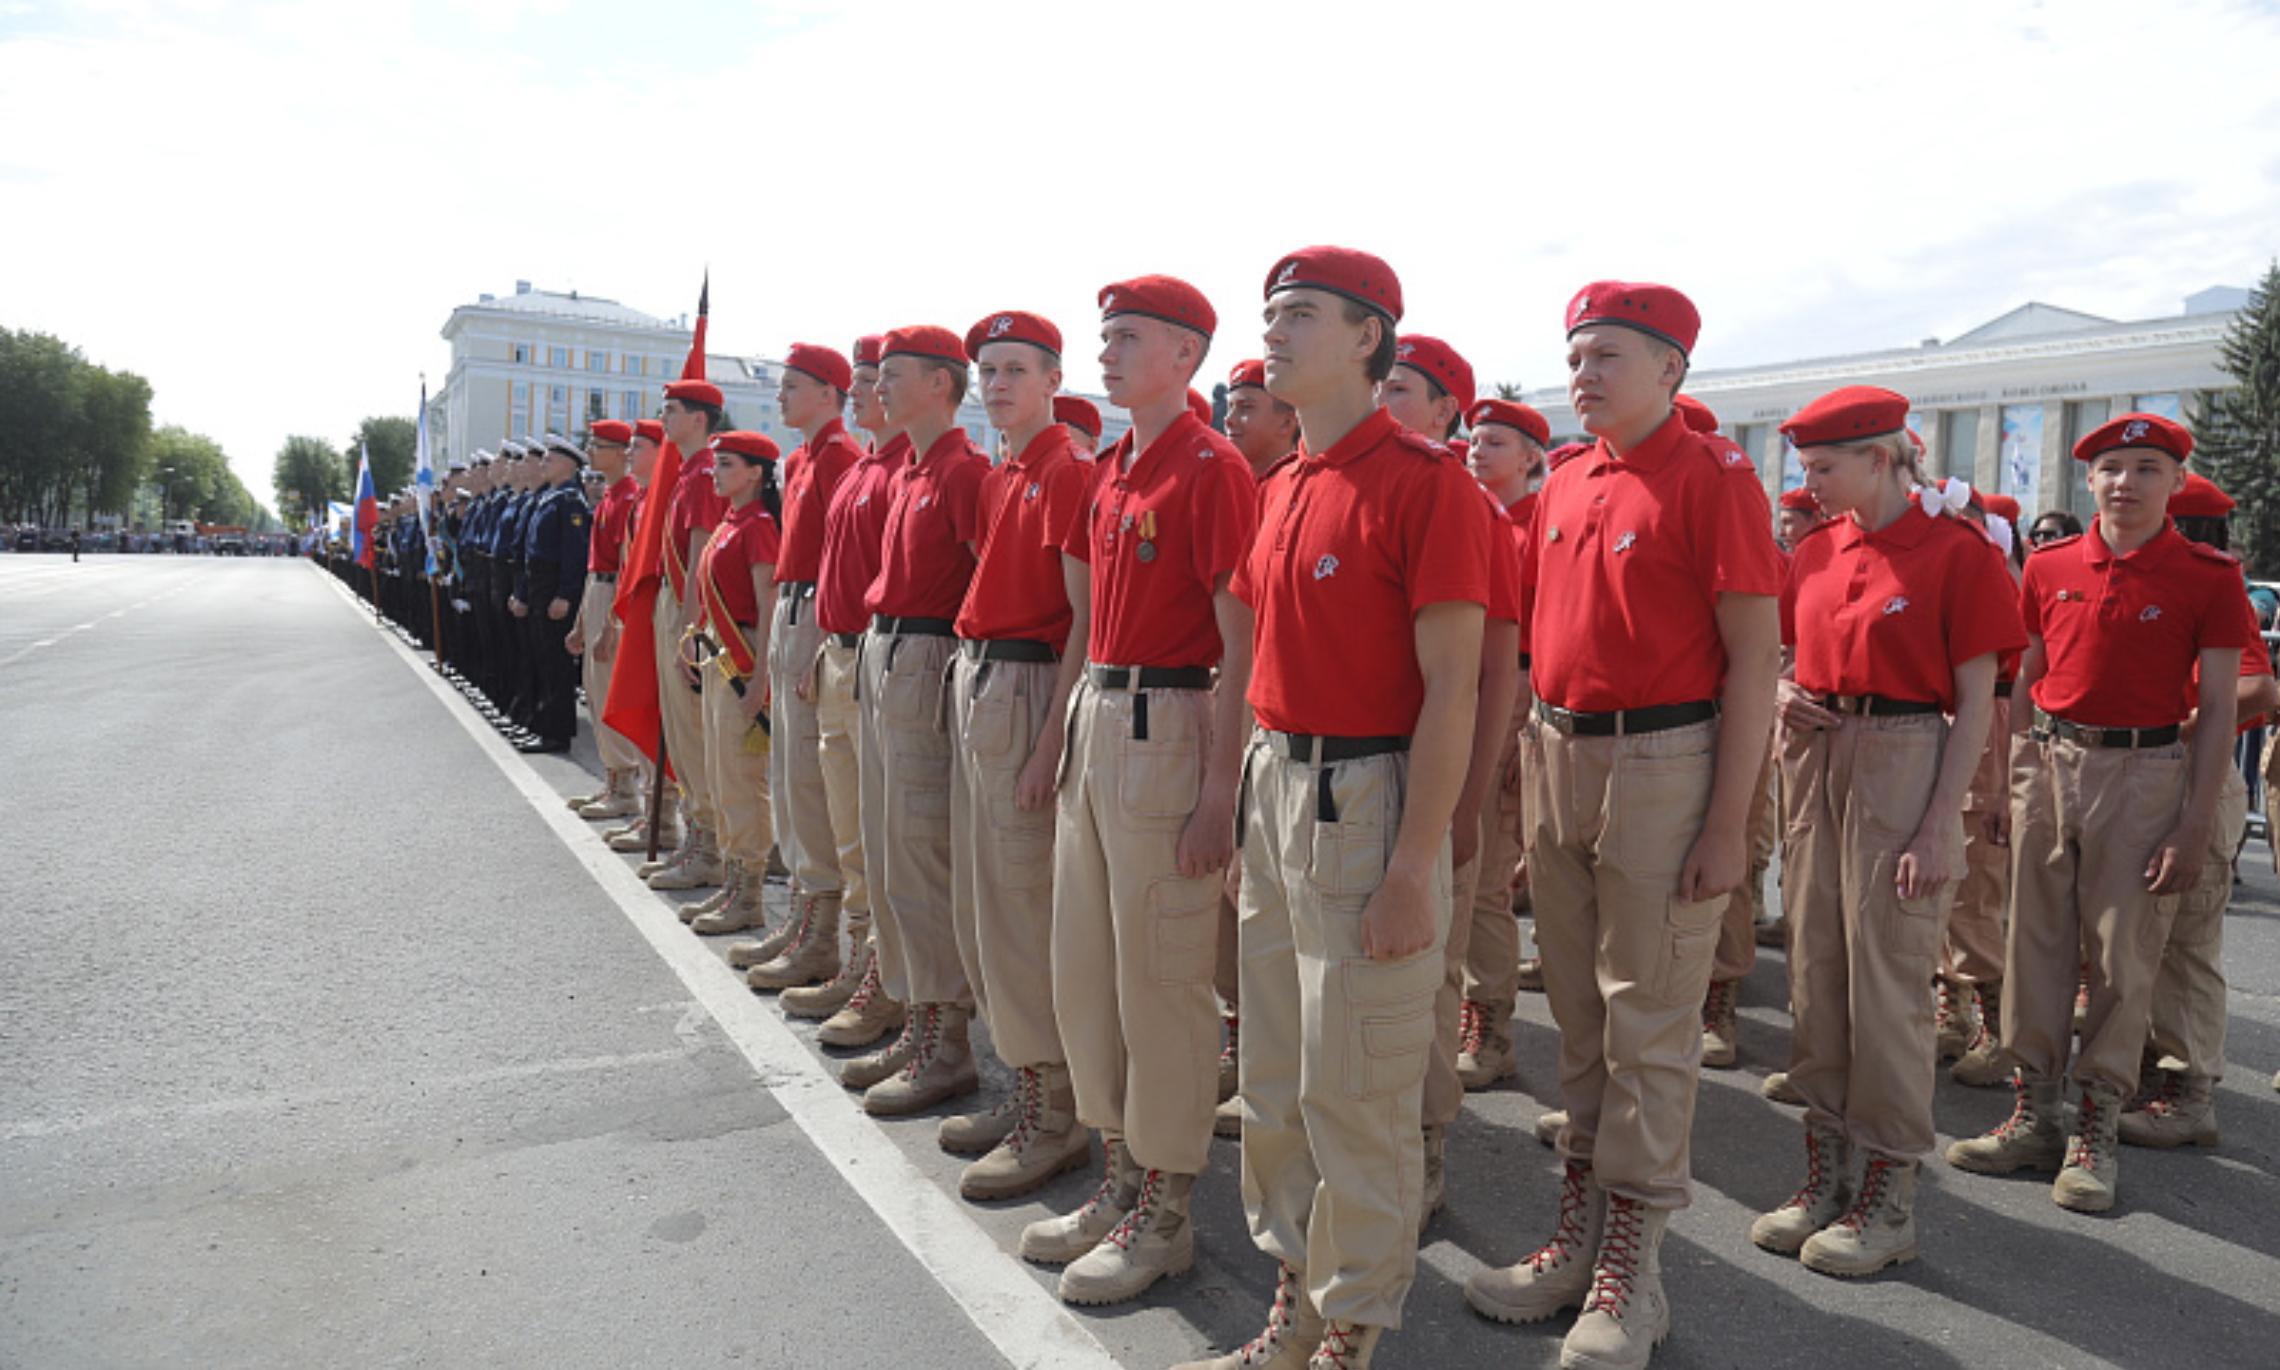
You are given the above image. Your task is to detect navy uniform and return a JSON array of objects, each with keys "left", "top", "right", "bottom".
[
  {"left": 515, "top": 435, "right": 593, "bottom": 752},
  {"left": 495, "top": 445, "right": 541, "bottom": 738}
]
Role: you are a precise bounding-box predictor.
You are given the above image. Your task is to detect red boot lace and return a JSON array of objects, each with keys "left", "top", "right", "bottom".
[
  {"left": 1935, "top": 980, "right": 1962, "bottom": 1035},
  {"left": 1236, "top": 1264, "right": 1303, "bottom": 1363},
  {"left": 1221, "top": 1010, "right": 1240, "bottom": 1067},
  {"left": 1313, "top": 1321, "right": 1364, "bottom": 1367},
  {"left": 1833, "top": 1155, "right": 1896, "bottom": 1232},
  {"left": 844, "top": 954, "right": 883, "bottom": 1013},
  {"left": 1991, "top": 1074, "right": 2036, "bottom": 1140},
  {"left": 1781, "top": 1130, "right": 1834, "bottom": 1211},
  {"left": 1074, "top": 1148, "right": 1121, "bottom": 1222},
  {"left": 896, "top": 1005, "right": 941, "bottom": 1080},
  {"left": 1581, "top": 1196, "right": 1644, "bottom": 1317},
  {"left": 1702, "top": 979, "right": 1735, "bottom": 1031},
  {"left": 1458, "top": 1000, "right": 1486, "bottom": 1057},
  {"left": 1105, "top": 1169, "right": 1164, "bottom": 1250},
  {"left": 2140, "top": 1074, "right": 2183, "bottom": 1120},
  {"left": 1002, "top": 1067, "right": 1044, "bottom": 1152},
  {"left": 2065, "top": 1091, "right": 2106, "bottom": 1172},
  {"left": 1529, "top": 1160, "right": 1594, "bottom": 1273}
]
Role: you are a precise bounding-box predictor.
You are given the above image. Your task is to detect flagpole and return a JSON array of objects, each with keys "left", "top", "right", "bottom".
[{"left": 645, "top": 732, "right": 671, "bottom": 862}]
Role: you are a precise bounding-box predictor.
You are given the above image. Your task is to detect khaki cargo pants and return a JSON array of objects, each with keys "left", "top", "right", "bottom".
[
  {"left": 950, "top": 652, "right": 1063, "bottom": 1069},
  {"left": 701, "top": 658, "right": 775, "bottom": 869},
  {"left": 2147, "top": 763, "right": 2246, "bottom": 1081},
  {"left": 858, "top": 627, "right": 969, "bottom": 1006},
  {"left": 654, "top": 591, "right": 715, "bottom": 835},
  {"left": 767, "top": 587, "right": 839, "bottom": 897},
  {"left": 579, "top": 578, "right": 645, "bottom": 773}
]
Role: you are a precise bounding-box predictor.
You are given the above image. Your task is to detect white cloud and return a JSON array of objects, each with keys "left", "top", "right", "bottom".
[{"left": 0, "top": 0, "right": 2275, "bottom": 504}]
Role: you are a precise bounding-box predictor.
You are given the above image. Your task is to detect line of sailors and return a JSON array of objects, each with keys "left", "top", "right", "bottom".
[{"left": 378, "top": 253, "right": 2265, "bottom": 1370}]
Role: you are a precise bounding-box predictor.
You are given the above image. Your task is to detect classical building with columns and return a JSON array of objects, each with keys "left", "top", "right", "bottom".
[{"left": 1521, "top": 285, "right": 2249, "bottom": 525}]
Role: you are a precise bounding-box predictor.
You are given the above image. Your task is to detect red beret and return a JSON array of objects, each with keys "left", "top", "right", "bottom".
[
  {"left": 1566, "top": 280, "right": 1701, "bottom": 357},
  {"left": 852, "top": 335, "right": 885, "bottom": 368},
  {"left": 1099, "top": 274, "right": 1216, "bottom": 338},
  {"left": 784, "top": 342, "right": 852, "bottom": 392},
  {"left": 965, "top": 310, "right": 1062, "bottom": 361},
  {"left": 882, "top": 325, "right": 968, "bottom": 367},
  {"left": 1982, "top": 492, "right": 2021, "bottom": 524},
  {"left": 1778, "top": 486, "right": 1822, "bottom": 513},
  {"left": 1546, "top": 441, "right": 1593, "bottom": 471},
  {"left": 1188, "top": 389, "right": 1213, "bottom": 425},
  {"left": 1393, "top": 334, "right": 1474, "bottom": 411},
  {"left": 1053, "top": 395, "right": 1101, "bottom": 438},
  {"left": 2169, "top": 472, "right": 2235, "bottom": 518},
  {"left": 2074, "top": 411, "right": 2192, "bottom": 463},
  {"left": 1228, "top": 359, "right": 1268, "bottom": 390},
  {"left": 1267, "top": 245, "right": 1403, "bottom": 323},
  {"left": 1465, "top": 398, "right": 1550, "bottom": 447},
  {"left": 634, "top": 419, "right": 664, "bottom": 444},
  {"left": 1673, "top": 394, "right": 1719, "bottom": 433},
  {"left": 588, "top": 419, "right": 634, "bottom": 445},
  {"left": 714, "top": 431, "right": 780, "bottom": 462},
  {"left": 1780, "top": 385, "right": 1911, "bottom": 448},
  {"left": 665, "top": 378, "right": 724, "bottom": 409}
]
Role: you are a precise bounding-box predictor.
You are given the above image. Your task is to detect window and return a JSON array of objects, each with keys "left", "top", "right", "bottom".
[
  {"left": 509, "top": 407, "right": 530, "bottom": 436},
  {"left": 619, "top": 391, "right": 641, "bottom": 420},
  {"left": 2133, "top": 392, "right": 2184, "bottom": 421},
  {"left": 587, "top": 392, "right": 606, "bottom": 422},
  {"left": 548, "top": 346, "right": 570, "bottom": 368},
  {"left": 625, "top": 355, "right": 644, "bottom": 378},
  {"left": 2059, "top": 400, "right": 2111, "bottom": 520},
  {"left": 1942, "top": 409, "right": 1982, "bottom": 483},
  {"left": 1999, "top": 404, "right": 2044, "bottom": 519},
  {"left": 1735, "top": 424, "right": 1767, "bottom": 479},
  {"left": 1780, "top": 435, "right": 1804, "bottom": 493},
  {"left": 511, "top": 342, "right": 531, "bottom": 364},
  {"left": 511, "top": 381, "right": 530, "bottom": 406},
  {"left": 587, "top": 351, "right": 610, "bottom": 372}
]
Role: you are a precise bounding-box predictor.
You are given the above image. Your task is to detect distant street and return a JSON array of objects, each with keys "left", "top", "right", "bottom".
[{"left": 3, "top": 554, "right": 2276, "bottom": 1369}]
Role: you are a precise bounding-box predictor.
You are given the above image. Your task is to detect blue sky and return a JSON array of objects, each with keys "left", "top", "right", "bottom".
[{"left": 3, "top": 0, "right": 2277, "bottom": 506}]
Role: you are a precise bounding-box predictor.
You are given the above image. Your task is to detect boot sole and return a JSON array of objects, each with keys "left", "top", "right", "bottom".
[
  {"left": 959, "top": 1143, "right": 1092, "bottom": 1201},
  {"left": 782, "top": 995, "right": 857, "bottom": 1021},
  {"left": 1559, "top": 1322, "right": 1671, "bottom": 1369},
  {"left": 2053, "top": 1184, "right": 2116, "bottom": 1214},
  {"left": 938, "top": 1128, "right": 1016, "bottom": 1158},
  {"left": 865, "top": 1077, "right": 981, "bottom": 1118},
  {"left": 817, "top": 1024, "right": 899, "bottom": 1050},
  {"left": 1058, "top": 1254, "right": 1194, "bottom": 1306},
  {"left": 748, "top": 963, "right": 839, "bottom": 993},
  {"left": 2118, "top": 1125, "right": 2220, "bottom": 1149},
  {"left": 1801, "top": 1244, "right": 1917, "bottom": 1278},
  {"left": 1463, "top": 1285, "right": 1585, "bottom": 1326},
  {"left": 1944, "top": 1147, "right": 2064, "bottom": 1176}
]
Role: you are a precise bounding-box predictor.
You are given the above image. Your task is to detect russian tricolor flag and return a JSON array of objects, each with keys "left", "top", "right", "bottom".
[{"left": 352, "top": 441, "right": 379, "bottom": 569}]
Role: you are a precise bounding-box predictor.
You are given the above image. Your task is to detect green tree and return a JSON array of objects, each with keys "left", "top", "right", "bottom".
[
  {"left": 2194, "top": 262, "right": 2280, "bottom": 575},
  {"left": 0, "top": 329, "right": 84, "bottom": 522},
  {"left": 273, "top": 434, "right": 344, "bottom": 526},
  {"left": 148, "top": 426, "right": 232, "bottom": 521},
  {"left": 1493, "top": 381, "right": 1526, "bottom": 401},
  {"left": 78, "top": 366, "right": 154, "bottom": 518},
  {"left": 346, "top": 415, "right": 417, "bottom": 498}
]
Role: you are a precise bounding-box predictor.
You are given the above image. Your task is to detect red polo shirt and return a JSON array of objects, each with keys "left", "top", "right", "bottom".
[
  {"left": 1780, "top": 505, "right": 2025, "bottom": 714},
  {"left": 588, "top": 475, "right": 639, "bottom": 574},
  {"left": 777, "top": 418, "right": 862, "bottom": 585},
  {"left": 665, "top": 447, "right": 730, "bottom": 599},
  {"left": 1066, "top": 410, "right": 1258, "bottom": 669},
  {"left": 1508, "top": 490, "right": 1538, "bottom": 658},
  {"left": 815, "top": 434, "right": 907, "bottom": 635},
  {"left": 698, "top": 500, "right": 782, "bottom": 630},
  {"left": 1236, "top": 407, "right": 1492, "bottom": 736},
  {"left": 955, "top": 424, "right": 1087, "bottom": 650},
  {"left": 865, "top": 427, "right": 987, "bottom": 621},
  {"left": 1474, "top": 483, "right": 1521, "bottom": 627},
  {"left": 2023, "top": 520, "right": 2257, "bottom": 727},
  {"left": 1526, "top": 410, "right": 1782, "bottom": 712}
]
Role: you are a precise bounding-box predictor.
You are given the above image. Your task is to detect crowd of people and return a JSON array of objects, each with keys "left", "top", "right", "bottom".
[{"left": 331, "top": 255, "right": 2271, "bottom": 1370}]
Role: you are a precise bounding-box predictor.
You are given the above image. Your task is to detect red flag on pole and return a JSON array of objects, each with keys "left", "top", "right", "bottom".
[{"left": 601, "top": 271, "right": 708, "bottom": 762}]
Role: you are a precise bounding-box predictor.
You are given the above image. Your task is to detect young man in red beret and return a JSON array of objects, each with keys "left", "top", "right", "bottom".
[
  {"left": 1466, "top": 283, "right": 1781, "bottom": 1370},
  {"left": 1224, "top": 359, "right": 1300, "bottom": 479},
  {"left": 940, "top": 310, "right": 1095, "bottom": 1200},
  {"left": 848, "top": 326, "right": 989, "bottom": 1117},
  {"left": 646, "top": 380, "right": 733, "bottom": 901},
  {"left": 1054, "top": 395, "right": 1102, "bottom": 458},
  {"left": 736, "top": 345, "right": 864, "bottom": 993},
  {"left": 1375, "top": 330, "right": 1523, "bottom": 1228},
  {"left": 1456, "top": 398, "right": 1552, "bottom": 1094},
  {"left": 1775, "top": 486, "right": 1825, "bottom": 553},
  {"left": 1023, "top": 274, "right": 1258, "bottom": 1307},
  {"left": 1181, "top": 248, "right": 1487, "bottom": 1369},
  {"left": 565, "top": 420, "right": 645, "bottom": 819},
  {"left": 796, "top": 338, "right": 911, "bottom": 1045},
  {"left": 1948, "top": 413, "right": 2253, "bottom": 1214}
]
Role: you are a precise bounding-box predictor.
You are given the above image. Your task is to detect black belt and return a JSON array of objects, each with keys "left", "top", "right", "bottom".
[
  {"left": 1089, "top": 664, "right": 1212, "bottom": 691},
  {"left": 1536, "top": 698, "right": 1717, "bottom": 737},
  {"left": 1822, "top": 693, "right": 1942, "bottom": 718},
  {"left": 781, "top": 580, "right": 818, "bottom": 596},
  {"left": 961, "top": 638, "right": 1057, "bottom": 663},
  {"left": 872, "top": 614, "right": 955, "bottom": 637},
  {"left": 826, "top": 631, "right": 863, "bottom": 649},
  {"left": 1995, "top": 679, "right": 2014, "bottom": 699},
  {"left": 591, "top": 571, "right": 618, "bottom": 583},
  {"left": 2031, "top": 710, "right": 2180, "bottom": 750},
  {"left": 1263, "top": 731, "right": 1410, "bottom": 763}
]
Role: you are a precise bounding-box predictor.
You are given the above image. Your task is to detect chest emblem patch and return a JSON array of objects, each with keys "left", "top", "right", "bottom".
[
  {"left": 1314, "top": 554, "right": 1340, "bottom": 580},
  {"left": 1025, "top": 482, "right": 1040, "bottom": 502},
  {"left": 918, "top": 495, "right": 935, "bottom": 510},
  {"left": 1613, "top": 531, "right": 1637, "bottom": 554},
  {"left": 1883, "top": 596, "right": 1909, "bottom": 615},
  {"left": 2140, "top": 604, "right": 2163, "bottom": 622}
]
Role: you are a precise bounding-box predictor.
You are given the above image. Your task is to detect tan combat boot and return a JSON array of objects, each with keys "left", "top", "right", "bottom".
[
  {"left": 1217, "top": 1010, "right": 1240, "bottom": 1104},
  {"left": 1935, "top": 979, "right": 1973, "bottom": 1061},
  {"left": 1951, "top": 982, "right": 2007, "bottom": 1087},
  {"left": 648, "top": 829, "right": 722, "bottom": 890},
  {"left": 725, "top": 896, "right": 801, "bottom": 966},
  {"left": 1021, "top": 1137, "right": 1140, "bottom": 1265},
  {"left": 1558, "top": 1194, "right": 1671, "bottom": 1370},
  {"left": 1700, "top": 978, "right": 1739, "bottom": 1069},
  {"left": 1214, "top": 1094, "right": 1244, "bottom": 1139},
  {"left": 747, "top": 894, "right": 842, "bottom": 992},
  {"left": 1760, "top": 1072, "right": 1805, "bottom": 1106},
  {"left": 1464, "top": 1157, "right": 1603, "bottom": 1324},
  {"left": 1947, "top": 1069, "right": 2066, "bottom": 1175},
  {"left": 610, "top": 810, "right": 674, "bottom": 853},
  {"left": 2053, "top": 1081, "right": 2124, "bottom": 1213},
  {"left": 1534, "top": 1109, "right": 1568, "bottom": 1147},
  {"left": 1516, "top": 956, "right": 1546, "bottom": 993},
  {"left": 1058, "top": 1167, "right": 1196, "bottom": 1305},
  {"left": 865, "top": 1003, "right": 979, "bottom": 1116},
  {"left": 1749, "top": 1122, "right": 1853, "bottom": 1255},
  {"left": 1170, "top": 1260, "right": 1323, "bottom": 1370},
  {"left": 683, "top": 861, "right": 746, "bottom": 924},
  {"left": 961, "top": 1064, "right": 1093, "bottom": 1201},
  {"left": 566, "top": 768, "right": 616, "bottom": 814},
  {"left": 576, "top": 768, "right": 639, "bottom": 820},
  {"left": 1801, "top": 1153, "right": 1918, "bottom": 1277},
  {"left": 1419, "top": 1124, "right": 1448, "bottom": 1234},
  {"left": 2119, "top": 1072, "right": 2221, "bottom": 1148},
  {"left": 818, "top": 953, "right": 904, "bottom": 1050},
  {"left": 1457, "top": 998, "right": 1518, "bottom": 1089},
  {"left": 838, "top": 1010, "right": 917, "bottom": 1090},
  {"left": 1308, "top": 1322, "right": 1382, "bottom": 1368},
  {"left": 784, "top": 920, "right": 869, "bottom": 1020},
  {"left": 636, "top": 821, "right": 696, "bottom": 879},
  {"left": 940, "top": 1089, "right": 1020, "bottom": 1157},
  {"left": 691, "top": 864, "right": 765, "bottom": 934}
]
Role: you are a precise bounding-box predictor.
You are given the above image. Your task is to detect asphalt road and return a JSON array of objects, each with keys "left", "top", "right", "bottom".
[{"left": 3, "top": 554, "right": 2275, "bottom": 1370}]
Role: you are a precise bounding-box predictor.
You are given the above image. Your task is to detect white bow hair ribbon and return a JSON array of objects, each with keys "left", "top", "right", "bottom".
[
  {"left": 1920, "top": 479, "right": 1972, "bottom": 519},
  {"left": 1985, "top": 514, "right": 2015, "bottom": 558}
]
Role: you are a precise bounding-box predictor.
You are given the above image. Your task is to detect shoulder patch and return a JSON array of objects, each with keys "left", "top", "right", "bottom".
[
  {"left": 2028, "top": 533, "right": 2082, "bottom": 555},
  {"left": 2184, "top": 539, "right": 2240, "bottom": 567},
  {"left": 1392, "top": 428, "right": 1451, "bottom": 461}
]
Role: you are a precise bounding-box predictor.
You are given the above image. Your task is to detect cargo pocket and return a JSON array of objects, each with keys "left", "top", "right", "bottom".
[
  {"left": 962, "top": 671, "right": 1019, "bottom": 764},
  {"left": 1342, "top": 950, "right": 1442, "bottom": 1100},
  {"left": 1119, "top": 697, "right": 1203, "bottom": 827},
  {"left": 881, "top": 649, "right": 937, "bottom": 728},
  {"left": 990, "top": 791, "right": 1054, "bottom": 891},
  {"left": 1610, "top": 742, "right": 1714, "bottom": 878},
  {"left": 1150, "top": 877, "right": 1219, "bottom": 985},
  {"left": 1872, "top": 849, "right": 1948, "bottom": 961},
  {"left": 1307, "top": 761, "right": 1396, "bottom": 899},
  {"left": 1652, "top": 896, "right": 1722, "bottom": 1006}
]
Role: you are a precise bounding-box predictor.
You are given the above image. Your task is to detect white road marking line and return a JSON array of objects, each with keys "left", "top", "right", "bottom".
[
  {"left": 319, "top": 568, "right": 1120, "bottom": 1370},
  {"left": 0, "top": 581, "right": 194, "bottom": 667}
]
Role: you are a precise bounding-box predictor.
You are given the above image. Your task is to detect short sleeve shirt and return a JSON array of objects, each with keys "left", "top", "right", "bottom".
[
  {"left": 814, "top": 435, "right": 906, "bottom": 635},
  {"left": 1526, "top": 410, "right": 1783, "bottom": 712},
  {"left": 955, "top": 424, "right": 1088, "bottom": 650},
  {"left": 698, "top": 500, "right": 782, "bottom": 630},
  {"left": 864, "top": 428, "right": 988, "bottom": 621},
  {"left": 1780, "top": 504, "right": 2026, "bottom": 713},
  {"left": 1235, "top": 407, "right": 1492, "bottom": 736},
  {"left": 776, "top": 418, "right": 861, "bottom": 585},
  {"left": 589, "top": 476, "right": 639, "bottom": 574},
  {"left": 666, "top": 449, "right": 730, "bottom": 598},
  {"left": 1508, "top": 490, "right": 1539, "bottom": 658},
  {"left": 2023, "top": 519, "right": 2259, "bottom": 727},
  {"left": 1065, "top": 410, "right": 1259, "bottom": 669}
]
